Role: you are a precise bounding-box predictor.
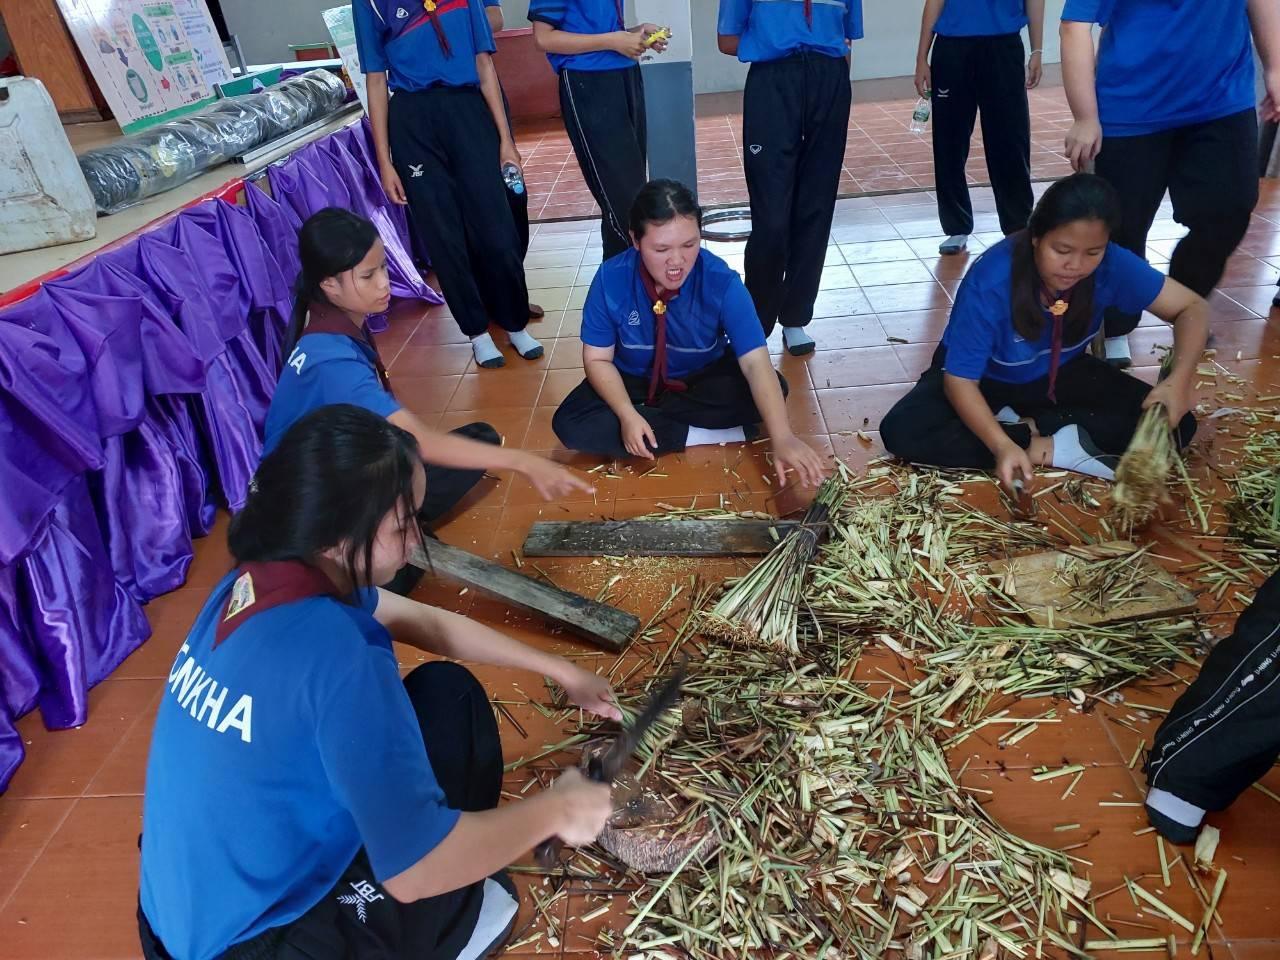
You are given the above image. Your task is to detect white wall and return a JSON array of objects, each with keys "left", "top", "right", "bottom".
[{"left": 692, "top": 0, "right": 1068, "bottom": 94}]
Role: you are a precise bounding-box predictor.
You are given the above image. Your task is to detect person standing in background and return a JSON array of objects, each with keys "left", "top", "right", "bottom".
[
  {"left": 717, "top": 0, "right": 864, "bottom": 357},
  {"left": 1060, "top": 0, "right": 1280, "bottom": 368},
  {"left": 355, "top": 0, "right": 543, "bottom": 370},
  {"left": 914, "top": 0, "right": 1044, "bottom": 256},
  {"left": 529, "top": 0, "right": 670, "bottom": 260},
  {"left": 484, "top": 0, "right": 544, "bottom": 321}
]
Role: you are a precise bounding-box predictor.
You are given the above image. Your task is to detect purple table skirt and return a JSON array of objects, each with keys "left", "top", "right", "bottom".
[{"left": 0, "top": 119, "right": 439, "bottom": 792}]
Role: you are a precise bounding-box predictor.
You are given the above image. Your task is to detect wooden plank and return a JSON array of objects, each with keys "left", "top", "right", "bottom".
[
  {"left": 522, "top": 519, "right": 796, "bottom": 557},
  {"left": 410, "top": 540, "right": 638, "bottom": 652},
  {"left": 988, "top": 541, "right": 1197, "bottom": 628},
  {"left": 0, "top": 0, "right": 101, "bottom": 118}
]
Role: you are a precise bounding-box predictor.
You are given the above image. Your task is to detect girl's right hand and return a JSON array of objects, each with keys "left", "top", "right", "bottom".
[
  {"left": 1064, "top": 119, "right": 1103, "bottom": 172},
  {"left": 613, "top": 30, "right": 649, "bottom": 59},
  {"left": 914, "top": 61, "right": 931, "bottom": 99},
  {"left": 381, "top": 164, "right": 407, "bottom": 206},
  {"left": 622, "top": 411, "right": 658, "bottom": 460},
  {"left": 550, "top": 769, "right": 613, "bottom": 846},
  {"left": 995, "top": 442, "right": 1033, "bottom": 495}
]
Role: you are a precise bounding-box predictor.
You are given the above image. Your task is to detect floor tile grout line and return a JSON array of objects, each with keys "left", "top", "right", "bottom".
[{"left": 0, "top": 795, "right": 80, "bottom": 916}]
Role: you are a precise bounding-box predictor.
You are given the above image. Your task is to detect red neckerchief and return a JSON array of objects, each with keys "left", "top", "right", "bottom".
[
  {"left": 804, "top": 0, "right": 812, "bottom": 27},
  {"left": 1040, "top": 281, "right": 1071, "bottom": 403},
  {"left": 614, "top": 0, "right": 625, "bottom": 27},
  {"left": 638, "top": 266, "right": 686, "bottom": 406},
  {"left": 213, "top": 561, "right": 337, "bottom": 647},
  {"left": 405, "top": 0, "right": 465, "bottom": 58},
  {"left": 304, "top": 300, "right": 392, "bottom": 394}
]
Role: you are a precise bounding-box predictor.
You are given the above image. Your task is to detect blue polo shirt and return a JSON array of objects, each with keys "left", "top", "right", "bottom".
[
  {"left": 263, "top": 332, "right": 401, "bottom": 455},
  {"left": 353, "top": 0, "right": 496, "bottom": 91},
  {"left": 582, "top": 248, "right": 768, "bottom": 380},
  {"left": 935, "top": 0, "right": 1028, "bottom": 38},
  {"left": 941, "top": 236, "right": 1164, "bottom": 384},
  {"left": 140, "top": 574, "right": 458, "bottom": 960},
  {"left": 1062, "top": 0, "right": 1254, "bottom": 137},
  {"left": 718, "top": 0, "right": 864, "bottom": 63},
  {"left": 527, "top": 0, "right": 635, "bottom": 73}
]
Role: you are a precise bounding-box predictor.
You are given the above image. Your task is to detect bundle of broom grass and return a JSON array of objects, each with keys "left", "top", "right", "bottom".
[{"left": 1112, "top": 402, "right": 1177, "bottom": 527}]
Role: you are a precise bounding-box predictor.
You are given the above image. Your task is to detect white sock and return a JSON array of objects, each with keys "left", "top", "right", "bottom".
[
  {"left": 454, "top": 876, "right": 519, "bottom": 960},
  {"left": 782, "top": 327, "right": 815, "bottom": 353},
  {"left": 994, "top": 406, "right": 1021, "bottom": 425},
  {"left": 471, "top": 333, "right": 504, "bottom": 368},
  {"left": 1051, "top": 423, "right": 1117, "bottom": 481},
  {"left": 508, "top": 328, "right": 544, "bottom": 360},
  {"left": 1104, "top": 336, "right": 1132, "bottom": 361},
  {"left": 686, "top": 425, "right": 746, "bottom": 447}
]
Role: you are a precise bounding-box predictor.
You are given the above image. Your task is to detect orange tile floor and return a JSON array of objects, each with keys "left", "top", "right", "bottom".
[
  {"left": 518, "top": 77, "right": 1076, "bottom": 220},
  {"left": 3, "top": 180, "right": 1280, "bottom": 959}
]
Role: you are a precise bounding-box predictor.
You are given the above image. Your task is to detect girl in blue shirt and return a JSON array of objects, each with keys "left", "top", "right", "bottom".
[
  {"left": 530, "top": 0, "right": 670, "bottom": 260},
  {"left": 913, "top": 0, "right": 1044, "bottom": 254},
  {"left": 1060, "top": 0, "right": 1280, "bottom": 366},
  {"left": 266, "top": 209, "right": 591, "bottom": 592},
  {"left": 554, "top": 180, "right": 827, "bottom": 488},
  {"left": 139, "top": 404, "right": 617, "bottom": 960},
  {"left": 881, "top": 174, "right": 1209, "bottom": 492}
]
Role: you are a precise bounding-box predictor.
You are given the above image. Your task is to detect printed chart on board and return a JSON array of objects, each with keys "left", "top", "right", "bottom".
[{"left": 56, "top": 0, "right": 234, "bottom": 133}]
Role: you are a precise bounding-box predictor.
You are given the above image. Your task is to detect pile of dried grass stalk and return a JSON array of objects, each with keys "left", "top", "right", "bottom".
[{"left": 1112, "top": 404, "right": 1177, "bottom": 527}]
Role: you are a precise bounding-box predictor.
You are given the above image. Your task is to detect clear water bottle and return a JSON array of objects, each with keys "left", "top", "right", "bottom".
[
  {"left": 909, "top": 95, "right": 931, "bottom": 134},
  {"left": 501, "top": 162, "right": 525, "bottom": 196}
]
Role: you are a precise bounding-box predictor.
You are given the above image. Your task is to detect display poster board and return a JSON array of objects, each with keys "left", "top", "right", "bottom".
[
  {"left": 323, "top": 5, "right": 369, "bottom": 113},
  {"left": 56, "top": 0, "right": 235, "bottom": 133}
]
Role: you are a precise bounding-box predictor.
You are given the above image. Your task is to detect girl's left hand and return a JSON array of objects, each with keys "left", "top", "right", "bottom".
[
  {"left": 1143, "top": 375, "right": 1193, "bottom": 427},
  {"left": 499, "top": 142, "right": 523, "bottom": 175},
  {"left": 557, "top": 665, "right": 622, "bottom": 721},
  {"left": 636, "top": 22, "right": 670, "bottom": 53},
  {"left": 772, "top": 434, "right": 829, "bottom": 488},
  {"left": 1025, "top": 51, "right": 1042, "bottom": 90}
]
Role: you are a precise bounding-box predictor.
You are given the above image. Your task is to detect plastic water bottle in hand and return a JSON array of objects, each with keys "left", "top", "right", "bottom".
[
  {"left": 501, "top": 162, "right": 525, "bottom": 196},
  {"left": 910, "top": 95, "right": 931, "bottom": 134}
]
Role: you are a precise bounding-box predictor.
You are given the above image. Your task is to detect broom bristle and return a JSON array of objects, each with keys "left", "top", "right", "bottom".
[{"left": 1112, "top": 403, "right": 1176, "bottom": 526}]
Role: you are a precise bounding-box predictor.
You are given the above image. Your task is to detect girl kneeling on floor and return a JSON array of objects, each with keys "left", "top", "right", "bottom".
[
  {"left": 553, "top": 179, "right": 827, "bottom": 487},
  {"left": 139, "top": 405, "right": 617, "bottom": 960},
  {"left": 880, "top": 173, "right": 1208, "bottom": 491}
]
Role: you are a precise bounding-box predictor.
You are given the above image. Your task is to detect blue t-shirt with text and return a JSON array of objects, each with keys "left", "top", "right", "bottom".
[
  {"left": 935, "top": 0, "right": 1028, "bottom": 38},
  {"left": 527, "top": 0, "right": 634, "bottom": 73},
  {"left": 1061, "top": 0, "right": 1254, "bottom": 137},
  {"left": 262, "top": 332, "right": 401, "bottom": 455},
  {"left": 140, "top": 576, "right": 457, "bottom": 960},
  {"left": 581, "top": 248, "right": 768, "bottom": 380},
  {"left": 718, "top": 0, "right": 863, "bottom": 63},
  {"left": 353, "top": 0, "right": 497, "bottom": 91},
  {"left": 940, "top": 236, "right": 1164, "bottom": 384}
]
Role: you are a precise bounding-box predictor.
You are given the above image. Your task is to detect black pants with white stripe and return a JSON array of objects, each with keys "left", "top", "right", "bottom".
[
  {"left": 1146, "top": 568, "right": 1280, "bottom": 821},
  {"left": 389, "top": 85, "right": 530, "bottom": 337},
  {"left": 929, "top": 33, "right": 1033, "bottom": 237},
  {"left": 559, "top": 65, "right": 648, "bottom": 259},
  {"left": 140, "top": 662, "right": 508, "bottom": 960},
  {"left": 743, "top": 51, "right": 851, "bottom": 333}
]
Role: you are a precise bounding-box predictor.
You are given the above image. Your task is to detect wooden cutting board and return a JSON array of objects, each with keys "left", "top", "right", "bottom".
[{"left": 987, "top": 541, "right": 1198, "bottom": 627}]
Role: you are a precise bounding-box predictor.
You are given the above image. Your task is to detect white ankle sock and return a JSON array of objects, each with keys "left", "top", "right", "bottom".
[
  {"left": 783, "top": 327, "right": 816, "bottom": 355},
  {"left": 1104, "top": 336, "right": 1132, "bottom": 361},
  {"left": 508, "top": 328, "right": 544, "bottom": 360},
  {"left": 1051, "top": 424, "right": 1117, "bottom": 480},
  {"left": 471, "top": 333, "right": 504, "bottom": 368},
  {"left": 686, "top": 425, "right": 746, "bottom": 447},
  {"left": 994, "top": 406, "right": 1021, "bottom": 425}
]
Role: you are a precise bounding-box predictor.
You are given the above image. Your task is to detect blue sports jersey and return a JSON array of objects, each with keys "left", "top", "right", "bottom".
[
  {"left": 717, "top": 0, "right": 864, "bottom": 63},
  {"left": 263, "top": 325, "right": 400, "bottom": 456},
  {"left": 581, "top": 248, "right": 768, "bottom": 380},
  {"left": 527, "top": 0, "right": 635, "bottom": 73},
  {"left": 934, "top": 0, "right": 1028, "bottom": 38},
  {"left": 140, "top": 570, "right": 458, "bottom": 960},
  {"left": 353, "top": 0, "right": 497, "bottom": 91},
  {"left": 1061, "top": 0, "right": 1254, "bottom": 137},
  {"left": 941, "top": 236, "right": 1164, "bottom": 384}
]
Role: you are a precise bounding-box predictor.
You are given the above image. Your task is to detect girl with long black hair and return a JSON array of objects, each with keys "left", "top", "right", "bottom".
[
  {"left": 553, "top": 179, "right": 827, "bottom": 487},
  {"left": 881, "top": 173, "right": 1209, "bottom": 491},
  {"left": 139, "top": 404, "right": 617, "bottom": 960},
  {"left": 266, "top": 209, "right": 590, "bottom": 591}
]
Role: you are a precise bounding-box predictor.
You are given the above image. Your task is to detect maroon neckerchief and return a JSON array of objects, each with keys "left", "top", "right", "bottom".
[
  {"left": 404, "top": 0, "right": 468, "bottom": 58},
  {"left": 304, "top": 300, "right": 392, "bottom": 394},
  {"left": 639, "top": 266, "right": 686, "bottom": 406},
  {"left": 213, "top": 561, "right": 337, "bottom": 647},
  {"left": 1040, "top": 281, "right": 1071, "bottom": 403},
  {"left": 804, "top": 0, "right": 813, "bottom": 27}
]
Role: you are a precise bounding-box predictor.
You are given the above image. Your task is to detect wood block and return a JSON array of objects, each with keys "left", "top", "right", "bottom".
[{"left": 522, "top": 519, "right": 795, "bottom": 557}]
